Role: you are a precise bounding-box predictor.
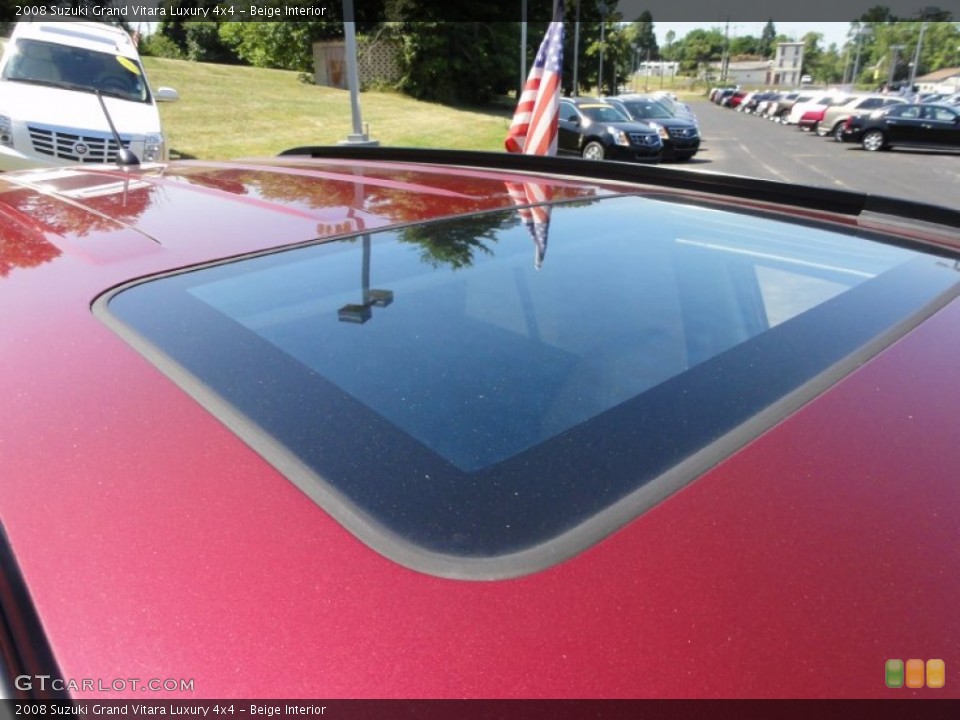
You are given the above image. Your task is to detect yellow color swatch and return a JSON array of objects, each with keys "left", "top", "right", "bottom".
[{"left": 926, "top": 659, "right": 945, "bottom": 689}]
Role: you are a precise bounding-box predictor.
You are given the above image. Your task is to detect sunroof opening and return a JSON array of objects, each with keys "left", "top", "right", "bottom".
[{"left": 97, "top": 194, "right": 960, "bottom": 578}]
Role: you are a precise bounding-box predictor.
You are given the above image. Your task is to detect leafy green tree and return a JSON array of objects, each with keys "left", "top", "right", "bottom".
[
  {"left": 663, "top": 29, "right": 676, "bottom": 59},
  {"left": 383, "top": 0, "right": 519, "bottom": 103},
  {"left": 859, "top": 5, "right": 897, "bottom": 22},
  {"left": 138, "top": 32, "right": 185, "bottom": 59},
  {"left": 759, "top": 19, "right": 777, "bottom": 57},
  {"left": 625, "top": 11, "right": 658, "bottom": 62},
  {"left": 560, "top": 0, "right": 604, "bottom": 95},
  {"left": 183, "top": 21, "right": 239, "bottom": 63},
  {"left": 910, "top": 6, "right": 952, "bottom": 21},
  {"left": 863, "top": 20, "right": 960, "bottom": 82},
  {"left": 678, "top": 27, "right": 725, "bottom": 74},
  {"left": 394, "top": 21, "right": 516, "bottom": 104},
  {"left": 157, "top": 0, "right": 224, "bottom": 54},
  {"left": 583, "top": 4, "right": 632, "bottom": 94},
  {"left": 219, "top": 21, "right": 340, "bottom": 71},
  {"left": 798, "top": 32, "right": 823, "bottom": 77},
  {"left": 811, "top": 44, "right": 846, "bottom": 83},
  {"left": 729, "top": 35, "right": 761, "bottom": 57}
]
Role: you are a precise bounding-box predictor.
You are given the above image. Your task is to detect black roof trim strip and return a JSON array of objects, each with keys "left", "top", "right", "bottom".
[
  {"left": 277, "top": 146, "right": 960, "bottom": 230},
  {"left": 0, "top": 523, "right": 70, "bottom": 700}
]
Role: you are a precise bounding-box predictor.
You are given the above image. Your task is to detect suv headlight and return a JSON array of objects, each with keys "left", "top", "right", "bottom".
[
  {"left": 607, "top": 127, "right": 631, "bottom": 147},
  {"left": 0, "top": 115, "right": 13, "bottom": 148},
  {"left": 648, "top": 122, "right": 671, "bottom": 140},
  {"left": 143, "top": 133, "right": 165, "bottom": 162}
]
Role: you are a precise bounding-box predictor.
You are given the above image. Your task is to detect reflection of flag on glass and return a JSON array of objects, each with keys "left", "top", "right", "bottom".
[
  {"left": 506, "top": 181, "right": 552, "bottom": 269},
  {"left": 505, "top": 2, "right": 564, "bottom": 156}
]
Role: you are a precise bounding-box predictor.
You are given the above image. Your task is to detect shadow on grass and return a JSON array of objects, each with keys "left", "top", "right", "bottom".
[
  {"left": 170, "top": 149, "right": 198, "bottom": 160},
  {"left": 459, "top": 96, "right": 517, "bottom": 120}
]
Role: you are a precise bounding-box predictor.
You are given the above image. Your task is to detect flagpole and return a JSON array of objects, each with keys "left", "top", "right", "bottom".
[
  {"left": 520, "top": 0, "right": 528, "bottom": 95},
  {"left": 573, "top": 0, "right": 580, "bottom": 95}
]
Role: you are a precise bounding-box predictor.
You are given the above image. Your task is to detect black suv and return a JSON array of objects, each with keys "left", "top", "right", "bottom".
[
  {"left": 557, "top": 97, "right": 662, "bottom": 162},
  {"left": 604, "top": 95, "right": 701, "bottom": 161}
]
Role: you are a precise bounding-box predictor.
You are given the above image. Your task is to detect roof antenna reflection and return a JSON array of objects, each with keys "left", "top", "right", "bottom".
[{"left": 338, "top": 234, "right": 394, "bottom": 324}]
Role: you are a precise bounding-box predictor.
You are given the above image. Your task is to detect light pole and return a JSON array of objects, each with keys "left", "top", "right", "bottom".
[
  {"left": 573, "top": 0, "right": 581, "bottom": 95},
  {"left": 908, "top": 18, "right": 930, "bottom": 91},
  {"left": 597, "top": 1, "right": 608, "bottom": 94},
  {"left": 520, "top": 0, "right": 527, "bottom": 95},
  {"left": 850, "top": 25, "right": 872, "bottom": 87},
  {"left": 888, "top": 44, "right": 904, "bottom": 88}
]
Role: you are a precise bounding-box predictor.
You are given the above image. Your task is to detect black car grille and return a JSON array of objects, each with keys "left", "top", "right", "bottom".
[
  {"left": 668, "top": 127, "right": 698, "bottom": 139},
  {"left": 28, "top": 125, "right": 131, "bottom": 163},
  {"left": 628, "top": 133, "right": 659, "bottom": 147}
]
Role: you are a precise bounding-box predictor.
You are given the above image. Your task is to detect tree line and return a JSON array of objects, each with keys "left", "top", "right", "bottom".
[{"left": 2, "top": 1, "right": 957, "bottom": 100}]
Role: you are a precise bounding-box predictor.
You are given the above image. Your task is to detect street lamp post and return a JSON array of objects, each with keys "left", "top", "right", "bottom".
[
  {"left": 597, "top": 1, "right": 608, "bottom": 94},
  {"left": 520, "top": 0, "right": 527, "bottom": 95},
  {"left": 850, "top": 25, "right": 872, "bottom": 87},
  {"left": 888, "top": 44, "right": 904, "bottom": 87},
  {"left": 908, "top": 19, "right": 929, "bottom": 91},
  {"left": 573, "top": 0, "right": 581, "bottom": 95}
]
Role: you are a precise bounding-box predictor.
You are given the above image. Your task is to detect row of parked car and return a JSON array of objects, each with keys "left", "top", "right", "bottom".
[
  {"left": 556, "top": 92, "right": 701, "bottom": 162},
  {"left": 711, "top": 85, "right": 960, "bottom": 153}
]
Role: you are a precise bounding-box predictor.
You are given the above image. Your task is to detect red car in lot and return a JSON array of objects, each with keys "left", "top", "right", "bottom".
[
  {"left": 1, "top": 148, "right": 958, "bottom": 702},
  {"left": 798, "top": 106, "right": 829, "bottom": 132}
]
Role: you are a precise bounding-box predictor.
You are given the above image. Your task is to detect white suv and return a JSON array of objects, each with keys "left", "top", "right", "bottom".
[{"left": 0, "top": 21, "right": 178, "bottom": 171}]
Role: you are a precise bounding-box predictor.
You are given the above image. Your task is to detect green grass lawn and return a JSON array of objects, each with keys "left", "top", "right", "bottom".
[{"left": 143, "top": 57, "right": 515, "bottom": 160}]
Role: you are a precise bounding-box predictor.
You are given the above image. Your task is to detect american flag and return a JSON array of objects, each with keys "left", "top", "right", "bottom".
[
  {"left": 505, "top": 181, "right": 553, "bottom": 269},
  {"left": 505, "top": 3, "right": 565, "bottom": 156}
]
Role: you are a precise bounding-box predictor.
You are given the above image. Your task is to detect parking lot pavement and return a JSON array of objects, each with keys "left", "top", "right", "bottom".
[{"left": 687, "top": 99, "right": 960, "bottom": 211}]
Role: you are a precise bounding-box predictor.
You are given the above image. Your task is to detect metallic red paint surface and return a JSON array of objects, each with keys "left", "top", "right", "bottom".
[{"left": 0, "top": 160, "right": 957, "bottom": 699}]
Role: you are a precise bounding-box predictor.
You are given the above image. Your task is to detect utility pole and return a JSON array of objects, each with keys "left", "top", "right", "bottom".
[
  {"left": 572, "top": 0, "right": 581, "bottom": 95},
  {"left": 720, "top": 18, "right": 730, "bottom": 83},
  {"left": 645, "top": 47, "right": 651, "bottom": 91},
  {"left": 908, "top": 18, "right": 929, "bottom": 91},
  {"left": 851, "top": 25, "right": 871, "bottom": 88},
  {"left": 888, "top": 45, "right": 904, "bottom": 87},
  {"left": 597, "top": 1, "right": 608, "bottom": 95},
  {"left": 520, "top": 0, "right": 527, "bottom": 95}
]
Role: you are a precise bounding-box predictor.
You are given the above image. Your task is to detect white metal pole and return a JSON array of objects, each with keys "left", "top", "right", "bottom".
[
  {"left": 573, "top": 0, "right": 581, "bottom": 95},
  {"left": 340, "top": 0, "right": 378, "bottom": 146},
  {"left": 521, "top": 0, "right": 527, "bottom": 93}
]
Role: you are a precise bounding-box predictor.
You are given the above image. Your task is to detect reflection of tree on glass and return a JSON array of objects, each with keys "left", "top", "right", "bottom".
[{"left": 397, "top": 213, "right": 510, "bottom": 271}]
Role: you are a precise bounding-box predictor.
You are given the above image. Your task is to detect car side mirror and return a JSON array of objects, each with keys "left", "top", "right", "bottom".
[{"left": 155, "top": 87, "right": 180, "bottom": 103}]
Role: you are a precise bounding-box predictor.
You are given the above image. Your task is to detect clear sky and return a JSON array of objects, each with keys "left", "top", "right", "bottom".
[{"left": 654, "top": 21, "right": 853, "bottom": 50}]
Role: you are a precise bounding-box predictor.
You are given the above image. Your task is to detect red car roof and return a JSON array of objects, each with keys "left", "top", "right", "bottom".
[{"left": 1, "top": 156, "right": 957, "bottom": 699}]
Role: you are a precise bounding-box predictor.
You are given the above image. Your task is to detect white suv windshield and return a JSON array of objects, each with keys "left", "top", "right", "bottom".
[{"left": 2, "top": 38, "right": 149, "bottom": 103}]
